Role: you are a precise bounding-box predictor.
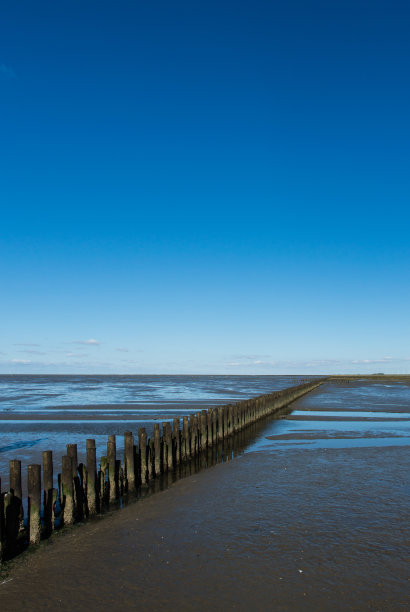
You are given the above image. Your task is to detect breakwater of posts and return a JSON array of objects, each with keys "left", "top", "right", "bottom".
[{"left": 0, "top": 379, "right": 325, "bottom": 565}]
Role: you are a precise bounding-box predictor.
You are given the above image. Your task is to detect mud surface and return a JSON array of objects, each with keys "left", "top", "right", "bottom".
[
  {"left": 1, "top": 446, "right": 408, "bottom": 611},
  {"left": 1, "top": 380, "right": 409, "bottom": 611}
]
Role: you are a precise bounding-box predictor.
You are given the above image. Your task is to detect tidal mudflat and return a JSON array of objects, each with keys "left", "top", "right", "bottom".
[
  {"left": 0, "top": 375, "right": 306, "bottom": 490},
  {"left": 1, "top": 379, "right": 409, "bottom": 611}
]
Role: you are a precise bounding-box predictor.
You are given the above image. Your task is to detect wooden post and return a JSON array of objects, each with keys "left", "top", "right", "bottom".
[
  {"left": 196, "top": 412, "right": 202, "bottom": 451},
  {"left": 207, "top": 410, "right": 213, "bottom": 445},
  {"left": 182, "top": 416, "right": 189, "bottom": 461},
  {"left": 42, "top": 451, "right": 53, "bottom": 496},
  {"left": 66, "top": 443, "right": 79, "bottom": 515},
  {"left": 228, "top": 405, "right": 233, "bottom": 436},
  {"left": 107, "top": 435, "right": 117, "bottom": 501},
  {"left": 154, "top": 424, "right": 161, "bottom": 476},
  {"left": 116, "top": 459, "right": 123, "bottom": 494},
  {"left": 62, "top": 455, "right": 74, "bottom": 525},
  {"left": 42, "top": 451, "right": 54, "bottom": 534},
  {"left": 9, "top": 459, "right": 23, "bottom": 530},
  {"left": 99, "top": 456, "right": 108, "bottom": 503},
  {"left": 86, "top": 439, "right": 97, "bottom": 514},
  {"left": 9, "top": 459, "right": 22, "bottom": 501},
  {"left": 217, "top": 407, "right": 224, "bottom": 441},
  {"left": 193, "top": 414, "right": 199, "bottom": 456},
  {"left": 124, "top": 432, "right": 136, "bottom": 494},
  {"left": 138, "top": 428, "right": 148, "bottom": 486},
  {"left": 233, "top": 405, "right": 238, "bottom": 433},
  {"left": 148, "top": 439, "right": 154, "bottom": 480},
  {"left": 212, "top": 408, "right": 217, "bottom": 444},
  {"left": 173, "top": 418, "right": 180, "bottom": 465},
  {"left": 200, "top": 410, "right": 207, "bottom": 450},
  {"left": 161, "top": 423, "right": 168, "bottom": 472},
  {"left": 66, "top": 444, "right": 78, "bottom": 478},
  {"left": 27, "top": 464, "right": 41, "bottom": 545},
  {"left": 165, "top": 423, "right": 173, "bottom": 470},
  {"left": 189, "top": 414, "right": 196, "bottom": 457},
  {"left": 222, "top": 407, "right": 228, "bottom": 438}
]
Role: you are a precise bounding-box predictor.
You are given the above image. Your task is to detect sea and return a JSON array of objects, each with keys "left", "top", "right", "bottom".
[{"left": 0, "top": 374, "right": 313, "bottom": 486}]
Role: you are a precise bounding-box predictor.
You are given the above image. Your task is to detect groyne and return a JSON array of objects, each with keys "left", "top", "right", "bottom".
[{"left": 0, "top": 379, "right": 324, "bottom": 565}]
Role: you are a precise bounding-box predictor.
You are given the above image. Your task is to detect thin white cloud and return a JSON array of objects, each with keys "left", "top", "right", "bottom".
[
  {"left": 116, "top": 347, "right": 129, "bottom": 352},
  {"left": 11, "top": 359, "right": 32, "bottom": 364},
  {"left": 231, "top": 354, "right": 271, "bottom": 361},
  {"left": 13, "top": 343, "right": 41, "bottom": 347},
  {"left": 0, "top": 64, "right": 16, "bottom": 80},
  {"left": 224, "top": 356, "right": 410, "bottom": 371},
  {"left": 350, "top": 357, "right": 406, "bottom": 365},
  {"left": 73, "top": 339, "right": 100, "bottom": 346},
  {"left": 226, "top": 359, "right": 279, "bottom": 367},
  {"left": 18, "top": 350, "right": 46, "bottom": 355}
]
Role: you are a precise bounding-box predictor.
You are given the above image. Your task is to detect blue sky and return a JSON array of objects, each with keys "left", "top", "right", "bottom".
[{"left": 1, "top": 1, "right": 410, "bottom": 374}]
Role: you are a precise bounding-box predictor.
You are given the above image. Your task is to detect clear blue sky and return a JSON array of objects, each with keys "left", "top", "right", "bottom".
[{"left": 1, "top": 1, "right": 409, "bottom": 374}]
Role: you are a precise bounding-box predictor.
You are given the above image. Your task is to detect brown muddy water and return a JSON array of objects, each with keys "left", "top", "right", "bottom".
[{"left": 1, "top": 379, "right": 409, "bottom": 611}]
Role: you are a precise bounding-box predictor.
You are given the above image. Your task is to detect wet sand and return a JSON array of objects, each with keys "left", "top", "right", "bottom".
[
  {"left": 1, "top": 381, "right": 409, "bottom": 611},
  {"left": 1, "top": 446, "right": 408, "bottom": 611}
]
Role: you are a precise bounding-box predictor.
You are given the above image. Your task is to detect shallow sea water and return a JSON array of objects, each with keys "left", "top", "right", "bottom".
[
  {"left": 247, "top": 380, "right": 410, "bottom": 451},
  {"left": 0, "top": 375, "right": 307, "bottom": 488}
]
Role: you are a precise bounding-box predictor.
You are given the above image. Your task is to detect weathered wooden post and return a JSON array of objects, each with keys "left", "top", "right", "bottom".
[
  {"left": 173, "top": 418, "right": 180, "bottom": 465},
  {"left": 27, "top": 464, "right": 41, "bottom": 545},
  {"left": 228, "top": 405, "right": 234, "bottom": 436},
  {"left": 107, "top": 435, "right": 118, "bottom": 501},
  {"left": 182, "top": 416, "right": 189, "bottom": 461},
  {"left": 231, "top": 404, "right": 235, "bottom": 435},
  {"left": 3, "top": 491, "right": 13, "bottom": 555},
  {"left": 67, "top": 444, "right": 78, "bottom": 479},
  {"left": 154, "top": 424, "right": 161, "bottom": 476},
  {"left": 99, "top": 456, "right": 108, "bottom": 503},
  {"left": 42, "top": 451, "right": 54, "bottom": 534},
  {"left": 161, "top": 423, "right": 169, "bottom": 472},
  {"left": 223, "top": 407, "right": 228, "bottom": 438},
  {"left": 124, "top": 431, "right": 136, "bottom": 494},
  {"left": 200, "top": 410, "right": 207, "bottom": 451},
  {"left": 86, "top": 439, "right": 97, "bottom": 514},
  {"left": 217, "top": 407, "right": 224, "bottom": 441},
  {"left": 148, "top": 439, "right": 154, "bottom": 480},
  {"left": 62, "top": 455, "right": 74, "bottom": 525},
  {"left": 235, "top": 404, "right": 239, "bottom": 432},
  {"left": 194, "top": 414, "right": 200, "bottom": 456},
  {"left": 67, "top": 443, "right": 79, "bottom": 515},
  {"left": 9, "top": 459, "right": 23, "bottom": 530},
  {"left": 189, "top": 414, "right": 196, "bottom": 457},
  {"left": 207, "top": 409, "right": 213, "bottom": 445},
  {"left": 9, "top": 460, "right": 22, "bottom": 505},
  {"left": 138, "top": 428, "right": 148, "bottom": 486},
  {"left": 165, "top": 422, "right": 173, "bottom": 470},
  {"left": 116, "top": 459, "right": 123, "bottom": 495},
  {"left": 196, "top": 412, "right": 202, "bottom": 451},
  {"left": 212, "top": 408, "right": 217, "bottom": 442}
]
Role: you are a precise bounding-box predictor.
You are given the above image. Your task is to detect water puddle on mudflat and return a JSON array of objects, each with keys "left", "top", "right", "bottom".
[
  {"left": 291, "top": 409, "right": 410, "bottom": 419},
  {"left": 247, "top": 380, "right": 410, "bottom": 453}
]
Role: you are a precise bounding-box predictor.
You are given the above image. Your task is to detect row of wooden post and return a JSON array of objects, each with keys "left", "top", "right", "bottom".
[{"left": 0, "top": 379, "right": 324, "bottom": 563}]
